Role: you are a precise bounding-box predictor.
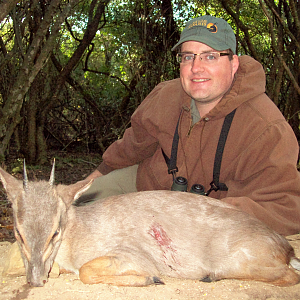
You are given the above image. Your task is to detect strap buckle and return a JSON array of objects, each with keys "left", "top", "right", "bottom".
[
  {"left": 169, "top": 168, "right": 178, "bottom": 181},
  {"left": 206, "top": 181, "right": 219, "bottom": 196}
]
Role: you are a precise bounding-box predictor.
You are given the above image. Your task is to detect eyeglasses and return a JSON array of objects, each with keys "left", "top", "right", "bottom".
[{"left": 176, "top": 52, "right": 230, "bottom": 64}]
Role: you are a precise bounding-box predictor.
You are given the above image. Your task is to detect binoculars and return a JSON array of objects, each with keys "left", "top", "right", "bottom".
[{"left": 171, "top": 176, "right": 205, "bottom": 195}]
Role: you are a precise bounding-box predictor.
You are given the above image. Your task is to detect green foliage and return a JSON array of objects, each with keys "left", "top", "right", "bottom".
[
  {"left": 11, "top": 158, "right": 24, "bottom": 174},
  {"left": 0, "top": 0, "right": 299, "bottom": 163}
]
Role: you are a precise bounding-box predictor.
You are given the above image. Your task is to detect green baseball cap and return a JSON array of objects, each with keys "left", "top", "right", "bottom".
[{"left": 172, "top": 15, "right": 236, "bottom": 54}]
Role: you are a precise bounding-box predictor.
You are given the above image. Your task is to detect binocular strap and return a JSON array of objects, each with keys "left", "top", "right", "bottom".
[{"left": 162, "top": 108, "right": 237, "bottom": 196}]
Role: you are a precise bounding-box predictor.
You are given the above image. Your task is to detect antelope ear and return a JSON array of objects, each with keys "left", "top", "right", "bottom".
[
  {"left": 0, "top": 168, "right": 23, "bottom": 205},
  {"left": 56, "top": 179, "right": 94, "bottom": 207}
]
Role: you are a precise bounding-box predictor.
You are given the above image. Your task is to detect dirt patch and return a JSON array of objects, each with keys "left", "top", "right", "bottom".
[{"left": 0, "top": 236, "right": 300, "bottom": 300}]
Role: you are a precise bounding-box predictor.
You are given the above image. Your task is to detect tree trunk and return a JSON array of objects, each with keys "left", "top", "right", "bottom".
[{"left": 0, "top": 0, "right": 77, "bottom": 161}]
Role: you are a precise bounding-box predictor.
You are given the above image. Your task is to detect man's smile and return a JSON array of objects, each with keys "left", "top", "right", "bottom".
[{"left": 192, "top": 78, "right": 210, "bottom": 82}]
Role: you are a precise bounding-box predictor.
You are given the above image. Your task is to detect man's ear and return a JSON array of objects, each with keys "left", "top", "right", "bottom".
[{"left": 231, "top": 55, "right": 240, "bottom": 77}]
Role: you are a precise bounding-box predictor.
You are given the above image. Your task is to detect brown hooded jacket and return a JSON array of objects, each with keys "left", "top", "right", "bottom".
[{"left": 98, "top": 55, "right": 300, "bottom": 236}]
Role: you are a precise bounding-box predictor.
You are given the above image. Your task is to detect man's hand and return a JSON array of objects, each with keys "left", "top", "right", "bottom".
[{"left": 86, "top": 169, "right": 102, "bottom": 181}]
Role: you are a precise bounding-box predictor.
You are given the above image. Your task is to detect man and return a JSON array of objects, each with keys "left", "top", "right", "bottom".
[{"left": 82, "top": 15, "right": 300, "bottom": 236}]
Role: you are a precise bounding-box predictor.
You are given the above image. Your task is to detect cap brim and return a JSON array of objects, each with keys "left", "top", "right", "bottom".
[{"left": 171, "top": 35, "right": 235, "bottom": 53}]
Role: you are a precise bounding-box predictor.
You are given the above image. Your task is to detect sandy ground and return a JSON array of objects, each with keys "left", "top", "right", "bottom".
[{"left": 0, "top": 235, "right": 300, "bottom": 300}]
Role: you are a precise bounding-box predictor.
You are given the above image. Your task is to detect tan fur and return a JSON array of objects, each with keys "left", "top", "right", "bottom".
[{"left": 0, "top": 167, "right": 299, "bottom": 287}]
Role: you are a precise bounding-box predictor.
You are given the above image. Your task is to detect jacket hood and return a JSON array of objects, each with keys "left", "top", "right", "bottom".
[{"left": 206, "top": 55, "right": 266, "bottom": 119}]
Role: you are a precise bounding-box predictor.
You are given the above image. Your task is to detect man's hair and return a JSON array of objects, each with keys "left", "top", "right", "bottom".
[{"left": 226, "top": 49, "right": 234, "bottom": 61}]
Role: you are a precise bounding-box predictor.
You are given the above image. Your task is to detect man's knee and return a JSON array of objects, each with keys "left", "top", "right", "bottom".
[{"left": 75, "top": 165, "right": 138, "bottom": 205}]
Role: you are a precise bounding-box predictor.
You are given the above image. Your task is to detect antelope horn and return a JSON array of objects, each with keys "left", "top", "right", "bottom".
[
  {"left": 23, "top": 159, "right": 28, "bottom": 191},
  {"left": 49, "top": 158, "right": 55, "bottom": 186}
]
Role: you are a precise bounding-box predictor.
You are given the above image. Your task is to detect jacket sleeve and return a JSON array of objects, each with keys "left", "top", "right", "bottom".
[
  {"left": 223, "top": 120, "right": 300, "bottom": 236},
  {"left": 97, "top": 84, "right": 164, "bottom": 174}
]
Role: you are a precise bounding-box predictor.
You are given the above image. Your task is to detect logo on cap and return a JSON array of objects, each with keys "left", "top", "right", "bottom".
[{"left": 207, "top": 23, "right": 217, "bottom": 33}]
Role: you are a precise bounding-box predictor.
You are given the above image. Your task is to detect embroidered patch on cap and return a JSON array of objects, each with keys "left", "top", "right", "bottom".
[
  {"left": 207, "top": 23, "right": 217, "bottom": 33},
  {"left": 171, "top": 15, "right": 237, "bottom": 54}
]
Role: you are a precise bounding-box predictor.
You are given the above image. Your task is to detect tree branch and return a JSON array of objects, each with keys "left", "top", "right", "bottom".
[
  {"left": 83, "top": 68, "right": 132, "bottom": 93},
  {"left": 264, "top": 0, "right": 300, "bottom": 52},
  {"left": 219, "top": 0, "right": 260, "bottom": 61},
  {"left": 0, "top": 0, "right": 19, "bottom": 24},
  {"left": 259, "top": 0, "right": 300, "bottom": 95},
  {"left": 46, "top": 0, "right": 110, "bottom": 113}
]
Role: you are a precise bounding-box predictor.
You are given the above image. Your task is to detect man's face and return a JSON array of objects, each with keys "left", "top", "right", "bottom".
[{"left": 180, "top": 41, "right": 239, "bottom": 109}]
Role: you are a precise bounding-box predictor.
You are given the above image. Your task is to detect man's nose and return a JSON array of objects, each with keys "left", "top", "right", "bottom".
[{"left": 191, "top": 56, "right": 205, "bottom": 72}]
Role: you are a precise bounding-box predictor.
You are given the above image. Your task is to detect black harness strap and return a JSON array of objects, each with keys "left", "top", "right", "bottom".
[
  {"left": 162, "top": 110, "right": 183, "bottom": 181},
  {"left": 206, "top": 109, "right": 236, "bottom": 196},
  {"left": 162, "top": 108, "right": 236, "bottom": 196}
]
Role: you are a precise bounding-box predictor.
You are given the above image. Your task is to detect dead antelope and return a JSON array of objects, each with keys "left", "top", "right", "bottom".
[{"left": 0, "top": 162, "right": 299, "bottom": 287}]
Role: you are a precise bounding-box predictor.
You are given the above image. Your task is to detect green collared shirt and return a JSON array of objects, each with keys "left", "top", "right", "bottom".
[{"left": 190, "top": 98, "right": 201, "bottom": 125}]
